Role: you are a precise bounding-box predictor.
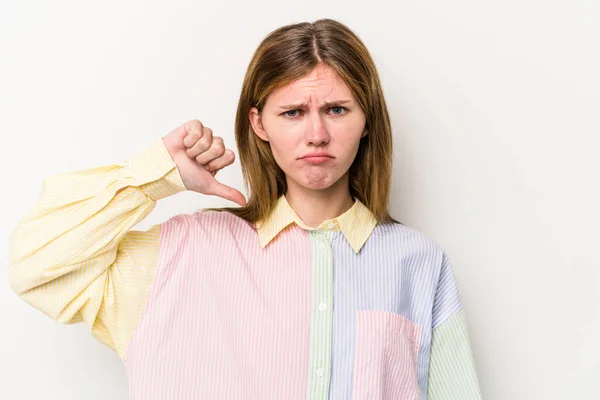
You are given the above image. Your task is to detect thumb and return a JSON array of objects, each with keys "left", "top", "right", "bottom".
[{"left": 206, "top": 180, "right": 247, "bottom": 207}]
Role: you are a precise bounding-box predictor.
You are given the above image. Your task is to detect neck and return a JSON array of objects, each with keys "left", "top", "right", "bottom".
[{"left": 285, "top": 173, "right": 355, "bottom": 228}]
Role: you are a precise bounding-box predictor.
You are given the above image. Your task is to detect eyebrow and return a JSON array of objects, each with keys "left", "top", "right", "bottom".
[{"left": 277, "top": 99, "right": 352, "bottom": 110}]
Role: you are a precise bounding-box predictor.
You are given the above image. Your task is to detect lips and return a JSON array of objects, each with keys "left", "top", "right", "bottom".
[
  {"left": 300, "top": 153, "right": 333, "bottom": 159},
  {"left": 300, "top": 154, "right": 333, "bottom": 164}
]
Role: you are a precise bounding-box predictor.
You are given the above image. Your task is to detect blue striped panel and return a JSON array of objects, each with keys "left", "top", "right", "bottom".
[{"left": 328, "top": 221, "right": 463, "bottom": 398}]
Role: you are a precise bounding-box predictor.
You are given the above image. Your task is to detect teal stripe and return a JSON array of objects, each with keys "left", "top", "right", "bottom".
[
  {"left": 428, "top": 309, "right": 483, "bottom": 399},
  {"left": 306, "top": 230, "right": 335, "bottom": 400}
]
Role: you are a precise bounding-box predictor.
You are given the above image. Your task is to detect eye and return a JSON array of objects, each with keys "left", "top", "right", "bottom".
[
  {"left": 283, "top": 109, "right": 302, "bottom": 118},
  {"left": 330, "top": 106, "right": 347, "bottom": 115},
  {"left": 281, "top": 106, "right": 348, "bottom": 119}
]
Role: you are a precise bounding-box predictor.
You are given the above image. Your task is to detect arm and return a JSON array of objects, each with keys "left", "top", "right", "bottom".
[
  {"left": 7, "top": 138, "right": 187, "bottom": 359},
  {"left": 427, "top": 252, "right": 483, "bottom": 399}
]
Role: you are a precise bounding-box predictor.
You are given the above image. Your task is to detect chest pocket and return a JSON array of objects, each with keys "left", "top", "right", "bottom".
[{"left": 352, "top": 310, "right": 422, "bottom": 400}]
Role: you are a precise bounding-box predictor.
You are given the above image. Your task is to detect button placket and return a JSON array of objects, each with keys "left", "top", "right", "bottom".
[{"left": 306, "top": 229, "right": 333, "bottom": 397}]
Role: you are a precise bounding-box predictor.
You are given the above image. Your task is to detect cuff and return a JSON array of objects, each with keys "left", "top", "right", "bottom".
[{"left": 128, "top": 137, "right": 187, "bottom": 201}]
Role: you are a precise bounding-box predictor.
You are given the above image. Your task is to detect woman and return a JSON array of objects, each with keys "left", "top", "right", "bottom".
[{"left": 8, "top": 18, "right": 482, "bottom": 399}]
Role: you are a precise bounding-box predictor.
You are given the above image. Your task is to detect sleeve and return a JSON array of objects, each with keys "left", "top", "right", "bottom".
[
  {"left": 7, "top": 137, "right": 187, "bottom": 360},
  {"left": 427, "top": 251, "right": 483, "bottom": 399}
]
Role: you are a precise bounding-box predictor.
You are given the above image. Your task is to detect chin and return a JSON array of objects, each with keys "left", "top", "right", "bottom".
[
  {"left": 287, "top": 169, "right": 346, "bottom": 192},
  {"left": 298, "top": 175, "right": 343, "bottom": 191}
]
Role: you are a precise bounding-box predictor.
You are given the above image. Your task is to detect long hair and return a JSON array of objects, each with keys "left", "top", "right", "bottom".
[{"left": 207, "top": 18, "right": 398, "bottom": 226}]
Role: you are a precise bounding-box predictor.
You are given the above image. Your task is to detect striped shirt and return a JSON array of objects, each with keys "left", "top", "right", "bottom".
[{"left": 8, "top": 137, "right": 483, "bottom": 399}]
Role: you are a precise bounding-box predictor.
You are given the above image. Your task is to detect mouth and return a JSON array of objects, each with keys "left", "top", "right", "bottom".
[{"left": 299, "top": 155, "right": 334, "bottom": 164}]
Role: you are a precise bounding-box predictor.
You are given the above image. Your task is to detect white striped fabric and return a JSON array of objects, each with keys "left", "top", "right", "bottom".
[{"left": 7, "top": 137, "right": 483, "bottom": 399}]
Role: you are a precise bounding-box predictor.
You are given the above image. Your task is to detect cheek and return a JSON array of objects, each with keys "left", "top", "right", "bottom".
[
  {"left": 267, "top": 136, "right": 299, "bottom": 172},
  {"left": 337, "top": 130, "right": 363, "bottom": 160},
  {"left": 265, "top": 127, "right": 301, "bottom": 157},
  {"left": 269, "top": 136, "right": 293, "bottom": 157}
]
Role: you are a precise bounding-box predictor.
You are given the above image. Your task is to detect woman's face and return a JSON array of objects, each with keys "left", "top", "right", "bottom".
[{"left": 249, "top": 64, "right": 367, "bottom": 193}]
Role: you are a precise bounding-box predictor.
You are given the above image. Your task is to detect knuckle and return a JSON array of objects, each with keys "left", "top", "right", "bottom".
[
  {"left": 187, "top": 119, "right": 203, "bottom": 133},
  {"left": 188, "top": 131, "right": 200, "bottom": 142},
  {"left": 197, "top": 138, "right": 210, "bottom": 151}
]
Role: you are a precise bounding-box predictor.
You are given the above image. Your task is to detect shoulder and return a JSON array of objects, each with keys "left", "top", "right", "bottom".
[
  {"left": 160, "top": 208, "right": 256, "bottom": 237},
  {"left": 372, "top": 220, "right": 446, "bottom": 262}
]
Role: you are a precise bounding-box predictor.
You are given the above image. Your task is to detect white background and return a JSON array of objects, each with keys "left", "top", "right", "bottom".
[{"left": 1, "top": 0, "right": 599, "bottom": 399}]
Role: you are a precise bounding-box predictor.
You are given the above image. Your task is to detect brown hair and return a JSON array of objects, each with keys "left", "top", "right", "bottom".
[{"left": 207, "top": 18, "right": 399, "bottom": 226}]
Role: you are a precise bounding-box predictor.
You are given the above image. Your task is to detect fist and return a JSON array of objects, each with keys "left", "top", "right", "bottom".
[{"left": 162, "top": 119, "right": 247, "bottom": 206}]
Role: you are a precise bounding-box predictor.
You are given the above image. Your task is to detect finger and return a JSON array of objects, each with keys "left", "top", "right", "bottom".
[
  {"left": 182, "top": 120, "right": 204, "bottom": 148},
  {"left": 207, "top": 181, "right": 247, "bottom": 207},
  {"left": 204, "top": 149, "right": 235, "bottom": 172},
  {"left": 186, "top": 127, "right": 213, "bottom": 159},
  {"left": 195, "top": 137, "right": 225, "bottom": 165}
]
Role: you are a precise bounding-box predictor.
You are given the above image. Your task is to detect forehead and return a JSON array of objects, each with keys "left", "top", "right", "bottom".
[{"left": 266, "top": 64, "right": 354, "bottom": 105}]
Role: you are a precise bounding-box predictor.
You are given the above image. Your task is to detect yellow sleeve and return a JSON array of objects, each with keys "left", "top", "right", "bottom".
[{"left": 7, "top": 137, "right": 187, "bottom": 360}]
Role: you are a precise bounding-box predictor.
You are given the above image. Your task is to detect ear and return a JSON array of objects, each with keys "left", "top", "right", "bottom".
[
  {"left": 361, "top": 127, "right": 368, "bottom": 138},
  {"left": 249, "top": 107, "right": 269, "bottom": 142}
]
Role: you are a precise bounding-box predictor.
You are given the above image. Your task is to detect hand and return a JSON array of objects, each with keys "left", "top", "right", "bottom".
[{"left": 162, "top": 119, "right": 247, "bottom": 206}]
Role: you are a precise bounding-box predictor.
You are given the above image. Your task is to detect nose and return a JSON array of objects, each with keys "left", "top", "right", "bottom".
[{"left": 304, "top": 113, "right": 330, "bottom": 146}]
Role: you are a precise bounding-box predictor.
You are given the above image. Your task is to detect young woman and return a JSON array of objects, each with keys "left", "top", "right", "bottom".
[{"left": 8, "top": 18, "right": 482, "bottom": 399}]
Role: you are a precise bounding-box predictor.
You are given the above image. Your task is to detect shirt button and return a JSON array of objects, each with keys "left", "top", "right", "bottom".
[
  {"left": 316, "top": 367, "right": 324, "bottom": 377},
  {"left": 327, "top": 222, "right": 335, "bottom": 229},
  {"left": 319, "top": 241, "right": 326, "bottom": 250},
  {"left": 319, "top": 302, "right": 326, "bottom": 311}
]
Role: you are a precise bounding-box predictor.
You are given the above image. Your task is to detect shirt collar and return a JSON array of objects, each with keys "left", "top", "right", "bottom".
[{"left": 256, "top": 194, "right": 377, "bottom": 253}]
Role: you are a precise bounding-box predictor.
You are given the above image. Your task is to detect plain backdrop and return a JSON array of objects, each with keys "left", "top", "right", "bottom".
[{"left": 1, "top": 1, "right": 599, "bottom": 399}]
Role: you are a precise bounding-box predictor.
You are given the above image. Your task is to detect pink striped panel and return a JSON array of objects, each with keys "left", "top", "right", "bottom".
[
  {"left": 353, "top": 310, "right": 422, "bottom": 400},
  {"left": 124, "top": 211, "right": 313, "bottom": 399}
]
